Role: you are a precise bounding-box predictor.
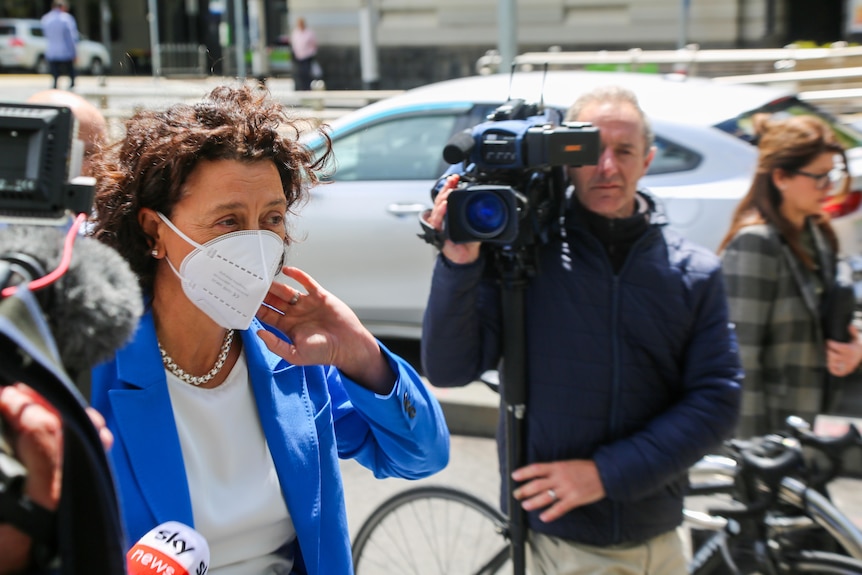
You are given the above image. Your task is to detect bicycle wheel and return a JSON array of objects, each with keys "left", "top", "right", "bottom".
[
  {"left": 781, "top": 550, "right": 862, "bottom": 573},
  {"left": 352, "top": 485, "right": 512, "bottom": 575}
]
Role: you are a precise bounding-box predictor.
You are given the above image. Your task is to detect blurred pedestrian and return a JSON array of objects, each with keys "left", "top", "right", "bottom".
[
  {"left": 41, "top": 0, "right": 79, "bottom": 90},
  {"left": 290, "top": 17, "right": 318, "bottom": 91},
  {"left": 27, "top": 89, "right": 107, "bottom": 177},
  {"left": 719, "top": 114, "right": 862, "bottom": 438}
]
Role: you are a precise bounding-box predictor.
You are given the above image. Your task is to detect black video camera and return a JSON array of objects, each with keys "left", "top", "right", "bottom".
[
  {"left": 432, "top": 99, "right": 600, "bottom": 246},
  {"left": 0, "top": 102, "right": 94, "bottom": 221},
  {"left": 0, "top": 103, "right": 129, "bottom": 574}
]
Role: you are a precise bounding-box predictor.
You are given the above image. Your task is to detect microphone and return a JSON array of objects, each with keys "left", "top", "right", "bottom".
[
  {"left": 127, "top": 521, "right": 210, "bottom": 575},
  {"left": 0, "top": 223, "right": 143, "bottom": 376},
  {"left": 443, "top": 129, "right": 476, "bottom": 165}
]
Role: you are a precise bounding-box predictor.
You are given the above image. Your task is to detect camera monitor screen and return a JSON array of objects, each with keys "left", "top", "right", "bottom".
[{"left": 0, "top": 102, "right": 90, "bottom": 218}]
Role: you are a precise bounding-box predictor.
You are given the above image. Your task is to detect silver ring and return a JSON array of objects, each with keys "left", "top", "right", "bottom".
[
  {"left": 547, "top": 489, "right": 556, "bottom": 501},
  {"left": 288, "top": 292, "right": 301, "bottom": 305}
]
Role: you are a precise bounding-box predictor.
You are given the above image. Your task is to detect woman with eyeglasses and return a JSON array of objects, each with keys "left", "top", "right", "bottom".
[{"left": 719, "top": 114, "right": 862, "bottom": 438}]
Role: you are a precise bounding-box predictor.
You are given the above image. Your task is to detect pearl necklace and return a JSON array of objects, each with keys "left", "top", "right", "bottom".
[{"left": 159, "top": 329, "right": 235, "bottom": 386}]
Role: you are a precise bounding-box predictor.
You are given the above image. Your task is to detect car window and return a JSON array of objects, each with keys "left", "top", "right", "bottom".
[
  {"left": 330, "top": 113, "right": 460, "bottom": 181},
  {"left": 30, "top": 25, "right": 43, "bottom": 38},
  {"left": 0, "top": 25, "right": 14, "bottom": 36},
  {"left": 714, "top": 96, "right": 862, "bottom": 150},
  {"left": 648, "top": 136, "right": 702, "bottom": 175}
]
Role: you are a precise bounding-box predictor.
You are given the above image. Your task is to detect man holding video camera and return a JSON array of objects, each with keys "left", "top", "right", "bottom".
[
  {"left": 0, "top": 384, "right": 113, "bottom": 574},
  {"left": 0, "top": 96, "right": 125, "bottom": 574},
  {"left": 0, "top": 384, "right": 63, "bottom": 574},
  {"left": 421, "top": 85, "right": 742, "bottom": 574}
]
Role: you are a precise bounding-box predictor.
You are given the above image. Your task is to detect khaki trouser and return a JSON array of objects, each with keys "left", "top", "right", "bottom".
[{"left": 529, "top": 528, "right": 688, "bottom": 575}]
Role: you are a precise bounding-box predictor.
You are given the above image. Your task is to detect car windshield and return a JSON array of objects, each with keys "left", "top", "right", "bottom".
[{"left": 714, "top": 96, "right": 862, "bottom": 150}]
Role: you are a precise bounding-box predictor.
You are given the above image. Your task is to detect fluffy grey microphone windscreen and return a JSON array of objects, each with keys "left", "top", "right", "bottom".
[{"left": 0, "top": 225, "right": 143, "bottom": 375}]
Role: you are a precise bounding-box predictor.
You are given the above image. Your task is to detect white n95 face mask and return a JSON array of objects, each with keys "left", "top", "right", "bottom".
[{"left": 157, "top": 212, "right": 285, "bottom": 330}]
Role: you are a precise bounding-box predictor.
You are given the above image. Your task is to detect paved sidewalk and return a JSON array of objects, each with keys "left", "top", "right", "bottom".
[{"left": 428, "top": 379, "right": 499, "bottom": 438}]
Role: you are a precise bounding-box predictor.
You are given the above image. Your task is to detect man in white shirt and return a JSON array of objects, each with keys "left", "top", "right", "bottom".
[{"left": 290, "top": 17, "right": 318, "bottom": 91}]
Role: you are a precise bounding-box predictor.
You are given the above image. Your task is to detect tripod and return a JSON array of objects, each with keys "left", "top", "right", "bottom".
[
  {"left": 352, "top": 167, "right": 569, "bottom": 575},
  {"left": 497, "top": 245, "right": 531, "bottom": 574}
]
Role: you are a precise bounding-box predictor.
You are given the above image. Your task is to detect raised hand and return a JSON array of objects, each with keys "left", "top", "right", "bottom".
[{"left": 256, "top": 266, "right": 395, "bottom": 394}]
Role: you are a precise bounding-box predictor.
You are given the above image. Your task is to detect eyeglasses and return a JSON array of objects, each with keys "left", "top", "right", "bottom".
[{"left": 792, "top": 168, "right": 848, "bottom": 191}]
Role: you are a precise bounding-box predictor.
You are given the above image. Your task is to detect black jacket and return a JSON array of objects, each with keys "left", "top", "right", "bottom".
[{"left": 421, "top": 191, "right": 742, "bottom": 545}]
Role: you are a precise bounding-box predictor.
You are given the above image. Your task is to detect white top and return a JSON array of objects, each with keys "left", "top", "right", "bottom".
[{"left": 166, "top": 349, "right": 296, "bottom": 575}]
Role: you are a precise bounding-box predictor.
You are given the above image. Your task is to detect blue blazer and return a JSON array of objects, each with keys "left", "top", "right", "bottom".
[{"left": 91, "top": 311, "right": 450, "bottom": 575}]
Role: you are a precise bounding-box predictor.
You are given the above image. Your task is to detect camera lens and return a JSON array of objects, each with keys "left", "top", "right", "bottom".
[{"left": 463, "top": 190, "right": 509, "bottom": 238}]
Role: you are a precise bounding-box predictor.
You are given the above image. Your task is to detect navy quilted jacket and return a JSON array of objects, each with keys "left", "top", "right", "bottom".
[{"left": 421, "top": 192, "right": 742, "bottom": 545}]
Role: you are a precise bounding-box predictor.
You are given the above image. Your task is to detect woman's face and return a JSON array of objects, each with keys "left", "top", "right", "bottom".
[
  {"left": 149, "top": 158, "right": 288, "bottom": 276},
  {"left": 775, "top": 151, "right": 842, "bottom": 225}
]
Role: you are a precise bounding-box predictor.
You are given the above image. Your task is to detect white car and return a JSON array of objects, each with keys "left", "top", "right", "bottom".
[
  {"left": 293, "top": 71, "right": 862, "bottom": 339},
  {"left": 0, "top": 18, "right": 110, "bottom": 75}
]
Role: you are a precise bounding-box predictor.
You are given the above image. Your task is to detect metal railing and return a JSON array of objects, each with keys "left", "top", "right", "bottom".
[
  {"left": 74, "top": 79, "right": 404, "bottom": 137},
  {"left": 708, "top": 65, "right": 862, "bottom": 115},
  {"left": 77, "top": 42, "right": 862, "bottom": 131},
  {"left": 478, "top": 43, "right": 862, "bottom": 116},
  {"left": 156, "top": 43, "right": 209, "bottom": 77},
  {"left": 508, "top": 43, "right": 862, "bottom": 77}
]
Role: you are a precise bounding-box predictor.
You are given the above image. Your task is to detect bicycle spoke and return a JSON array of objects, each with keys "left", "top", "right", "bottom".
[{"left": 353, "top": 487, "right": 512, "bottom": 574}]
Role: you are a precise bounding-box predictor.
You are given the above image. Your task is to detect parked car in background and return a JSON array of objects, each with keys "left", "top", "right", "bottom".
[
  {"left": 292, "top": 71, "right": 862, "bottom": 339},
  {"left": 0, "top": 18, "right": 110, "bottom": 75}
]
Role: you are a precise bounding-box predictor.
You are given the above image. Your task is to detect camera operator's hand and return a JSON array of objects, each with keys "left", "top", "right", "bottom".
[
  {"left": 424, "top": 174, "right": 482, "bottom": 265},
  {"left": 0, "top": 384, "right": 113, "bottom": 574},
  {"left": 0, "top": 384, "right": 63, "bottom": 510},
  {"left": 511, "top": 459, "right": 606, "bottom": 524},
  {"left": 0, "top": 383, "right": 61, "bottom": 574}
]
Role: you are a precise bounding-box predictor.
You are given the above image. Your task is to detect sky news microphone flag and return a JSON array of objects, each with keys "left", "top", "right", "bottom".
[{"left": 127, "top": 521, "right": 210, "bottom": 575}]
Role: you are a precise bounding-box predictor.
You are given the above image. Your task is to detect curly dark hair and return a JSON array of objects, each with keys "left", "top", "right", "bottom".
[{"left": 89, "top": 84, "right": 332, "bottom": 295}]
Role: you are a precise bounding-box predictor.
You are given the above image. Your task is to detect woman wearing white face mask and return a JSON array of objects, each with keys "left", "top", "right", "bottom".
[{"left": 87, "top": 85, "right": 450, "bottom": 575}]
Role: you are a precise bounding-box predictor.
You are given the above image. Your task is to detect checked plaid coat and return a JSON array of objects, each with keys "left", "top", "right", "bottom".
[{"left": 721, "top": 221, "right": 839, "bottom": 438}]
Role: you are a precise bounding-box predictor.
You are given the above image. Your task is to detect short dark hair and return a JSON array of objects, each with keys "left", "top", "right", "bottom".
[{"left": 89, "top": 84, "right": 332, "bottom": 295}]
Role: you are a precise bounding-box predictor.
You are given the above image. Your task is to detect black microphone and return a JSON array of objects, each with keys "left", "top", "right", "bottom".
[
  {"left": 0, "top": 223, "right": 143, "bottom": 376},
  {"left": 443, "top": 129, "right": 476, "bottom": 165}
]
